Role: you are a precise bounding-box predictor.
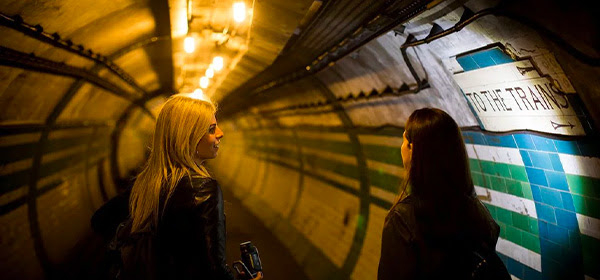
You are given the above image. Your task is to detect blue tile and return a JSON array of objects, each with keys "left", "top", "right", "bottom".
[
  {"left": 561, "top": 192, "right": 575, "bottom": 212},
  {"left": 514, "top": 134, "right": 536, "bottom": 149},
  {"left": 489, "top": 48, "right": 515, "bottom": 65},
  {"left": 540, "top": 187, "right": 564, "bottom": 208},
  {"left": 462, "top": 131, "right": 486, "bottom": 145},
  {"left": 456, "top": 55, "right": 479, "bottom": 71},
  {"left": 471, "top": 51, "right": 496, "bottom": 68},
  {"left": 567, "top": 230, "right": 582, "bottom": 252},
  {"left": 548, "top": 153, "right": 564, "bottom": 172},
  {"left": 541, "top": 258, "right": 563, "bottom": 279},
  {"left": 520, "top": 150, "right": 533, "bottom": 167},
  {"left": 554, "top": 139, "right": 580, "bottom": 155},
  {"left": 529, "top": 151, "right": 553, "bottom": 170},
  {"left": 535, "top": 202, "right": 556, "bottom": 224},
  {"left": 545, "top": 171, "right": 569, "bottom": 191},
  {"left": 526, "top": 167, "right": 548, "bottom": 186},
  {"left": 540, "top": 238, "right": 564, "bottom": 258},
  {"left": 523, "top": 265, "right": 543, "bottom": 280},
  {"left": 503, "top": 254, "right": 524, "bottom": 279},
  {"left": 546, "top": 223, "right": 569, "bottom": 243},
  {"left": 485, "top": 134, "right": 517, "bottom": 148},
  {"left": 555, "top": 208, "right": 578, "bottom": 230},
  {"left": 531, "top": 135, "right": 557, "bottom": 152},
  {"left": 531, "top": 185, "right": 542, "bottom": 201},
  {"left": 538, "top": 221, "right": 549, "bottom": 238}
]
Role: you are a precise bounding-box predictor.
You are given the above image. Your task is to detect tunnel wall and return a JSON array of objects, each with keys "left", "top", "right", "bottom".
[
  {"left": 210, "top": 7, "right": 600, "bottom": 280},
  {"left": 0, "top": 0, "right": 173, "bottom": 277}
]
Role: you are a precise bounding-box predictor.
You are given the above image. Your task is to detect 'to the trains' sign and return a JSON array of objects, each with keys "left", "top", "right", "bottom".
[{"left": 453, "top": 59, "right": 584, "bottom": 136}]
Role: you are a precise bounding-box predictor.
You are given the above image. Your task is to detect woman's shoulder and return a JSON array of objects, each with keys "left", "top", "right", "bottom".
[
  {"left": 389, "top": 196, "right": 416, "bottom": 216},
  {"left": 384, "top": 196, "right": 418, "bottom": 241}
]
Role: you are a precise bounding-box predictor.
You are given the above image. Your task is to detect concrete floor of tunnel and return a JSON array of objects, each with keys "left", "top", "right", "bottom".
[
  {"left": 222, "top": 186, "right": 309, "bottom": 280},
  {"left": 57, "top": 182, "right": 308, "bottom": 280}
]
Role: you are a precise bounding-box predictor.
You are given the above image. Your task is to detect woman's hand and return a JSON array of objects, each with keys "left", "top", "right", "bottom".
[{"left": 251, "top": 272, "right": 263, "bottom": 280}]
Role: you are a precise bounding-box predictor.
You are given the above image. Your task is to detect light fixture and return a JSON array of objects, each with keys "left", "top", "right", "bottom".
[
  {"left": 191, "top": 88, "right": 204, "bottom": 100},
  {"left": 184, "top": 36, "right": 195, "bottom": 53},
  {"left": 199, "top": 76, "right": 209, "bottom": 88},
  {"left": 205, "top": 67, "right": 214, "bottom": 78},
  {"left": 212, "top": 56, "right": 224, "bottom": 71},
  {"left": 233, "top": 2, "right": 246, "bottom": 23}
]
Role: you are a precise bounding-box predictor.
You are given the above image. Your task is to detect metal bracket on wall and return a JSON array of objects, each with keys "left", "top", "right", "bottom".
[{"left": 0, "top": 13, "right": 149, "bottom": 95}]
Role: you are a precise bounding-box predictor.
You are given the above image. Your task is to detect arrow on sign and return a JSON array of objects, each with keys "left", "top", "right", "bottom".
[
  {"left": 551, "top": 121, "right": 575, "bottom": 130},
  {"left": 516, "top": 66, "right": 536, "bottom": 75}
]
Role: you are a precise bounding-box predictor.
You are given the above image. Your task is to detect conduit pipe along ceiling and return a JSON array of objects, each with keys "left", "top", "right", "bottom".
[{"left": 170, "top": 0, "right": 254, "bottom": 100}]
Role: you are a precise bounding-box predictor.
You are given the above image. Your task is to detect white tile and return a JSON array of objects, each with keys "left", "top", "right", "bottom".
[
  {"left": 559, "top": 154, "right": 600, "bottom": 179},
  {"left": 468, "top": 144, "right": 524, "bottom": 166},
  {"left": 577, "top": 213, "right": 600, "bottom": 240},
  {"left": 476, "top": 186, "right": 537, "bottom": 218},
  {"left": 496, "top": 238, "right": 542, "bottom": 272}
]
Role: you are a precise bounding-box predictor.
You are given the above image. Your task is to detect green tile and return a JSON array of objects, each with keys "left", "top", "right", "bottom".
[
  {"left": 528, "top": 217, "right": 539, "bottom": 235},
  {"left": 484, "top": 203, "right": 497, "bottom": 219},
  {"left": 587, "top": 197, "right": 600, "bottom": 219},
  {"left": 506, "top": 226, "right": 522, "bottom": 244},
  {"left": 498, "top": 222, "right": 507, "bottom": 239},
  {"left": 506, "top": 179, "right": 524, "bottom": 197},
  {"left": 497, "top": 207, "right": 513, "bottom": 225},
  {"left": 481, "top": 161, "right": 496, "bottom": 175},
  {"left": 521, "top": 231, "right": 541, "bottom": 253},
  {"left": 495, "top": 163, "right": 511, "bottom": 178},
  {"left": 484, "top": 174, "right": 494, "bottom": 189},
  {"left": 490, "top": 176, "right": 507, "bottom": 192},
  {"left": 509, "top": 165, "right": 529, "bottom": 182},
  {"left": 566, "top": 174, "right": 600, "bottom": 198},
  {"left": 469, "top": 159, "right": 482, "bottom": 172},
  {"left": 512, "top": 212, "right": 530, "bottom": 232},
  {"left": 522, "top": 183, "right": 533, "bottom": 200},
  {"left": 581, "top": 235, "right": 600, "bottom": 278},
  {"left": 472, "top": 172, "right": 486, "bottom": 187},
  {"left": 572, "top": 194, "right": 588, "bottom": 214}
]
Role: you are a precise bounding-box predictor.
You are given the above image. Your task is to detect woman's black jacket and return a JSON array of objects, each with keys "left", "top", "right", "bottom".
[
  {"left": 377, "top": 195, "right": 504, "bottom": 280},
  {"left": 157, "top": 175, "right": 235, "bottom": 280}
]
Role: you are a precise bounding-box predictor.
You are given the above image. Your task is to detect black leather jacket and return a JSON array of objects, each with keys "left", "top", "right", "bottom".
[
  {"left": 158, "top": 175, "right": 235, "bottom": 280},
  {"left": 378, "top": 195, "right": 500, "bottom": 280}
]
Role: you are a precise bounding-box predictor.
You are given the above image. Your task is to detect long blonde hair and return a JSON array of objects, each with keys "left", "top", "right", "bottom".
[{"left": 129, "top": 94, "right": 216, "bottom": 233}]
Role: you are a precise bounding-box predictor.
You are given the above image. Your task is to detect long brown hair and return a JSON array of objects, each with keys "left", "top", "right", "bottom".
[
  {"left": 395, "top": 108, "right": 474, "bottom": 228},
  {"left": 129, "top": 94, "right": 216, "bottom": 233}
]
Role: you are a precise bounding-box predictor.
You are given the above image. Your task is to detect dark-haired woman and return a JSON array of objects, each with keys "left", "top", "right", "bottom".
[{"left": 377, "top": 108, "right": 509, "bottom": 279}]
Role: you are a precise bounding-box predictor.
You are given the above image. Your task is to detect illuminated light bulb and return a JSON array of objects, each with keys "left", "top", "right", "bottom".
[
  {"left": 233, "top": 2, "right": 246, "bottom": 23},
  {"left": 205, "top": 67, "right": 214, "bottom": 78},
  {"left": 191, "top": 88, "right": 204, "bottom": 100},
  {"left": 212, "top": 56, "right": 224, "bottom": 71},
  {"left": 199, "top": 76, "right": 209, "bottom": 88},
  {"left": 184, "top": 36, "right": 195, "bottom": 53}
]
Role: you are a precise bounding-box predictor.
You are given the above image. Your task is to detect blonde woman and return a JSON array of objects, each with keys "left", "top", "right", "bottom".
[{"left": 123, "top": 94, "right": 261, "bottom": 280}]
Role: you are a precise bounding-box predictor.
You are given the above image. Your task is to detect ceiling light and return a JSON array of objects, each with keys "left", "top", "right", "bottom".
[
  {"left": 212, "top": 56, "right": 224, "bottom": 71},
  {"left": 233, "top": 2, "right": 246, "bottom": 23},
  {"left": 199, "top": 76, "right": 209, "bottom": 88},
  {"left": 191, "top": 88, "right": 204, "bottom": 100},
  {"left": 184, "top": 36, "right": 195, "bottom": 53},
  {"left": 205, "top": 67, "right": 214, "bottom": 78}
]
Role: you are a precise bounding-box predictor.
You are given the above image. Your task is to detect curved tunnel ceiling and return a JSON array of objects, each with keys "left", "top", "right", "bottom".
[{"left": 1, "top": 0, "right": 600, "bottom": 279}]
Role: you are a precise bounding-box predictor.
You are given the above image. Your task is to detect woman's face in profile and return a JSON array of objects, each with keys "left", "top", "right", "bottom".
[
  {"left": 196, "top": 115, "right": 224, "bottom": 162},
  {"left": 401, "top": 131, "right": 412, "bottom": 168}
]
